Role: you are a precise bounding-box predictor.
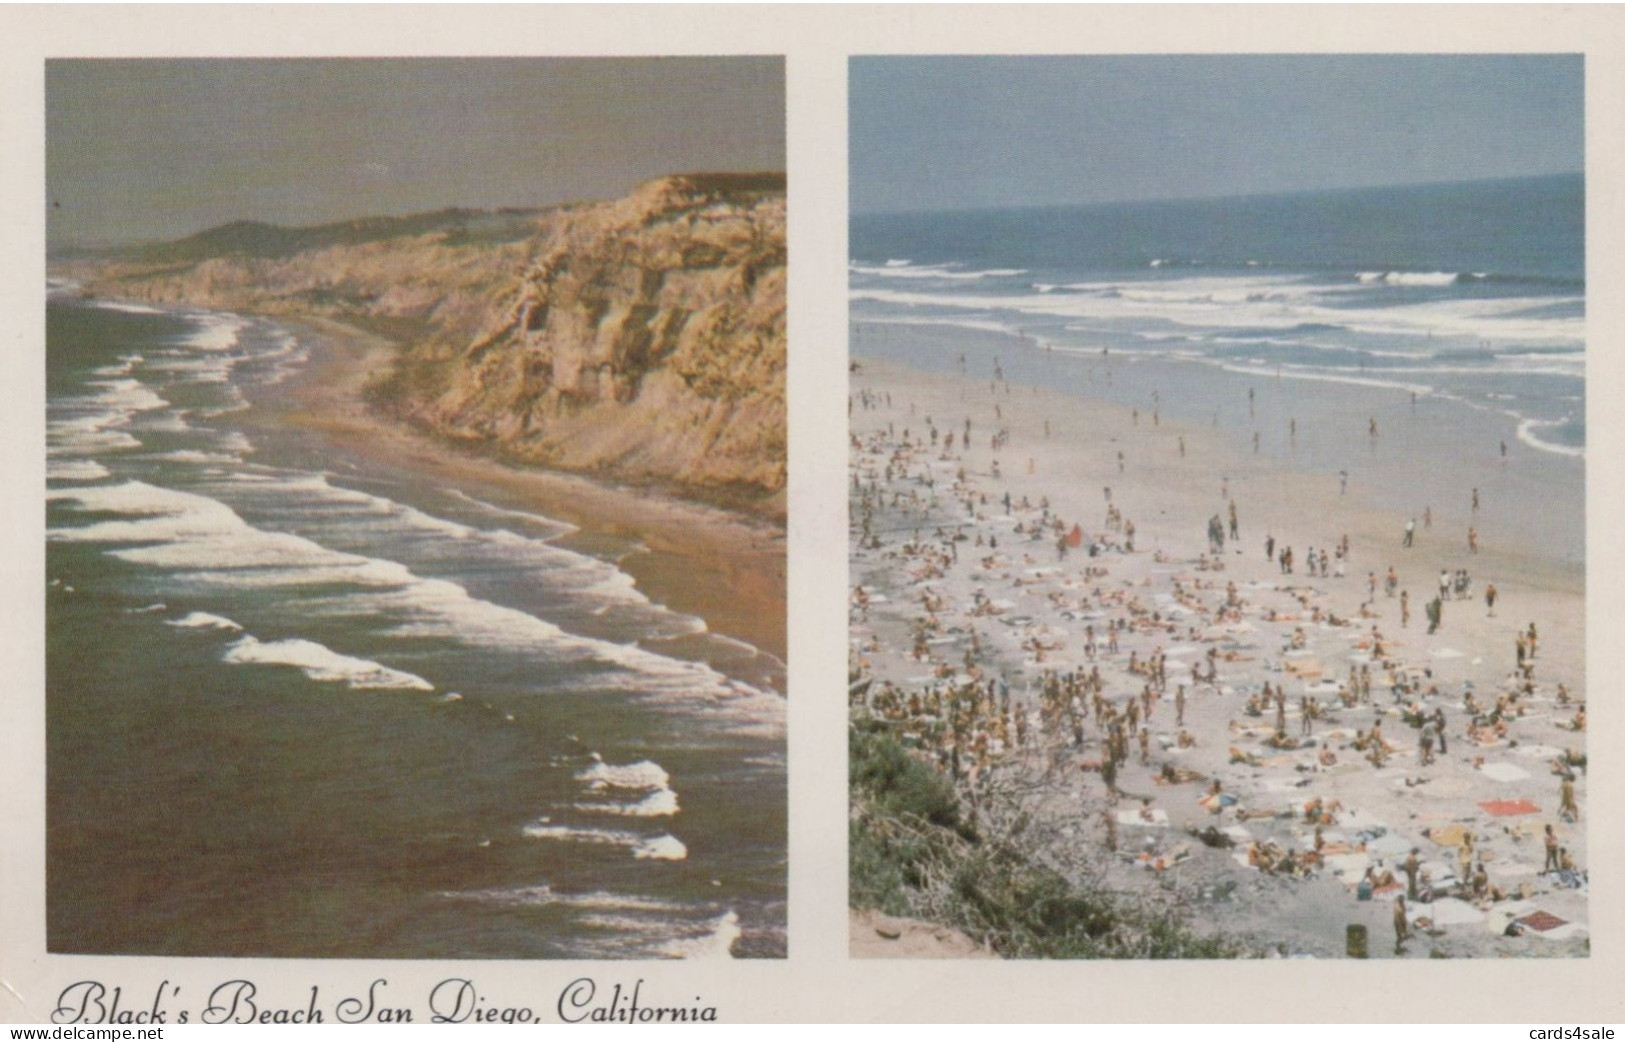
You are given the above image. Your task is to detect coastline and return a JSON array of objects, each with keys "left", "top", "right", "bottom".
[
  {"left": 849, "top": 347, "right": 1585, "bottom": 958},
  {"left": 266, "top": 315, "right": 788, "bottom": 673}
]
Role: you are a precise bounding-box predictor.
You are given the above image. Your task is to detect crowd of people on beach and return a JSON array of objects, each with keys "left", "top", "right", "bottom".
[{"left": 849, "top": 370, "right": 1586, "bottom": 957}]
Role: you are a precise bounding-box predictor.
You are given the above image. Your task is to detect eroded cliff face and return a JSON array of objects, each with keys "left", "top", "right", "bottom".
[
  {"left": 418, "top": 175, "right": 786, "bottom": 505},
  {"left": 69, "top": 175, "right": 787, "bottom": 515}
]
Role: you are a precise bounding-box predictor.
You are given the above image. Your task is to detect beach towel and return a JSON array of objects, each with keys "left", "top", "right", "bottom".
[
  {"left": 1478, "top": 762, "right": 1531, "bottom": 783},
  {"left": 1117, "top": 807, "right": 1169, "bottom": 827},
  {"left": 1424, "top": 897, "right": 1486, "bottom": 927},
  {"left": 1426, "top": 824, "right": 1472, "bottom": 847},
  {"left": 1516, "top": 910, "right": 1568, "bottom": 933},
  {"left": 1365, "top": 833, "right": 1415, "bottom": 858},
  {"left": 1479, "top": 799, "right": 1540, "bottom": 817}
]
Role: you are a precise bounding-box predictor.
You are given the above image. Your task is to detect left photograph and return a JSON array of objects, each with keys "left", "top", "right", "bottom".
[{"left": 44, "top": 57, "right": 787, "bottom": 959}]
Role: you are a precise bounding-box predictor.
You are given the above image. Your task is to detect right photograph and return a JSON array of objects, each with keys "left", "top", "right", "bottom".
[{"left": 847, "top": 55, "right": 1586, "bottom": 959}]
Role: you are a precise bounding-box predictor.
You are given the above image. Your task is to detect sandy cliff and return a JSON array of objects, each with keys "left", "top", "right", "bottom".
[{"left": 69, "top": 174, "right": 787, "bottom": 515}]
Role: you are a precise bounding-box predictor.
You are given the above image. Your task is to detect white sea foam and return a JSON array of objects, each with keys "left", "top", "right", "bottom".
[
  {"left": 1355, "top": 271, "right": 1460, "bottom": 287},
  {"left": 577, "top": 756, "right": 671, "bottom": 791},
  {"left": 215, "top": 432, "right": 254, "bottom": 453},
  {"left": 89, "top": 378, "right": 169, "bottom": 413},
  {"left": 91, "top": 354, "right": 144, "bottom": 377},
  {"left": 52, "top": 481, "right": 780, "bottom": 726},
  {"left": 135, "top": 412, "right": 196, "bottom": 433},
  {"left": 167, "top": 611, "right": 244, "bottom": 631},
  {"left": 222, "top": 635, "right": 433, "bottom": 690},
  {"left": 181, "top": 313, "right": 246, "bottom": 352},
  {"left": 152, "top": 450, "right": 242, "bottom": 465},
  {"left": 577, "top": 788, "right": 680, "bottom": 818},
  {"left": 90, "top": 300, "right": 163, "bottom": 315},
  {"left": 853, "top": 272, "right": 1584, "bottom": 352},
  {"left": 141, "top": 354, "right": 236, "bottom": 383},
  {"left": 633, "top": 834, "right": 688, "bottom": 860},
  {"left": 48, "top": 420, "right": 142, "bottom": 454},
  {"left": 435, "top": 885, "right": 690, "bottom": 914},
  {"left": 47, "top": 459, "right": 111, "bottom": 481},
  {"left": 521, "top": 822, "right": 688, "bottom": 860},
  {"left": 1205, "top": 361, "right": 1434, "bottom": 398},
  {"left": 1515, "top": 417, "right": 1585, "bottom": 459},
  {"left": 439, "top": 488, "right": 579, "bottom": 539},
  {"left": 660, "top": 910, "right": 740, "bottom": 958},
  {"left": 852, "top": 262, "right": 1028, "bottom": 280},
  {"left": 48, "top": 373, "right": 174, "bottom": 455}
]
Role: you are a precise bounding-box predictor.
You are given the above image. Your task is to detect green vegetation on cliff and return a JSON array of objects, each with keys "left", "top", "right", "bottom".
[{"left": 850, "top": 719, "right": 1253, "bottom": 959}]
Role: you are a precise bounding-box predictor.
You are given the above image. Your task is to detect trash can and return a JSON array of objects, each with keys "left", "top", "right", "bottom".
[{"left": 1347, "top": 923, "right": 1369, "bottom": 959}]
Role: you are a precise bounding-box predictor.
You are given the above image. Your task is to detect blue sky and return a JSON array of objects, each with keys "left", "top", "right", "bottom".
[{"left": 850, "top": 55, "right": 1583, "bottom": 214}]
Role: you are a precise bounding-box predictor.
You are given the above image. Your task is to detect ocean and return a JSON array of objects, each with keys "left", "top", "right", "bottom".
[
  {"left": 850, "top": 174, "right": 1585, "bottom": 562},
  {"left": 45, "top": 291, "right": 786, "bottom": 958}
]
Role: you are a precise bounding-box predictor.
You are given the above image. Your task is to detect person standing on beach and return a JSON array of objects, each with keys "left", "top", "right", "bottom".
[
  {"left": 1403, "top": 518, "right": 1415, "bottom": 548},
  {"left": 1484, "top": 582, "right": 1497, "bottom": 616},
  {"left": 1228, "top": 501, "right": 1239, "bottom": 541},
  {"left": 1559, "top": 776, "right": 1578, "bottom": 822},
  {"left": 1426, "top": 597, "right": 1442, "bottom": 635},
  {"left": 1544, "top": 824, "right": 1561, "bottom": 874},
  {"left": 1393, "top": 896, "right": 1409, "bottom": 953},
  {"left": 1432, "top": 708, "right": 1448, "bottom": 755},
  {"left": 1468, "top": 527, "right": 1478, "bottom": 554},
  {"left": 1400, "top": 590, "right": 1410, "bottom": 628},
  {"left": 1340, "top": 470, "right": 1348, "bottom": 495},
  {"left": 1472, "top": 488, "right": 1480, "bottom": 512},
  {"left": 1403, "top": 849, "right": 1422, "bottom": 900}
]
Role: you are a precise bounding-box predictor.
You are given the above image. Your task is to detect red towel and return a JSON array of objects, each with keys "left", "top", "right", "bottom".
[{"left": 1478, "top": 799, "right": 1540, "bottom": 817}]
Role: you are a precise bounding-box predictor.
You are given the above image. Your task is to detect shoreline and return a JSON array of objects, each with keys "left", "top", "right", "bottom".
[
  {"left": 267, "top": 315, "right": 788, "bottom": 673},
  {"left": 852, "top": 317, "right": 1586, "bottom": 572},
  {"left": 849, "top": 350, "right": 1585, "bottom": 958}
]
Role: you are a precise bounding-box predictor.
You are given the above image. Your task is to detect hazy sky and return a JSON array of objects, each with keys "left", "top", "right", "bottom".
[
  {"left": 47, "top": 57, "right": 785, "bottom": 247},
  {"left": 851, "top": 55, "right": 1583, "bottom": 214}
]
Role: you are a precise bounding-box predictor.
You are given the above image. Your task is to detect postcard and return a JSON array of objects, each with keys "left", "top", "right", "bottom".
[{"left": 2, "top": 4, "right": 1623, "bottom": 1026}]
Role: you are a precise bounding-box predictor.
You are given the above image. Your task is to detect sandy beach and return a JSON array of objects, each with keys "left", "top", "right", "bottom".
[
  {"left": 849, "top": 352, "right": 1586, "bottom": 958},
  {"left": 272, "top": 317, "right": 787, "bottom": 675}
]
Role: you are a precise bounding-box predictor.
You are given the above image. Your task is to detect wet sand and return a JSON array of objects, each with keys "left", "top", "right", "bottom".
[
  {"left": 850, "top": 354, "right": 1586, "bottom": 957},
  {"left": 274, "top": 317, "right": 787, "bottom": 673}
]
